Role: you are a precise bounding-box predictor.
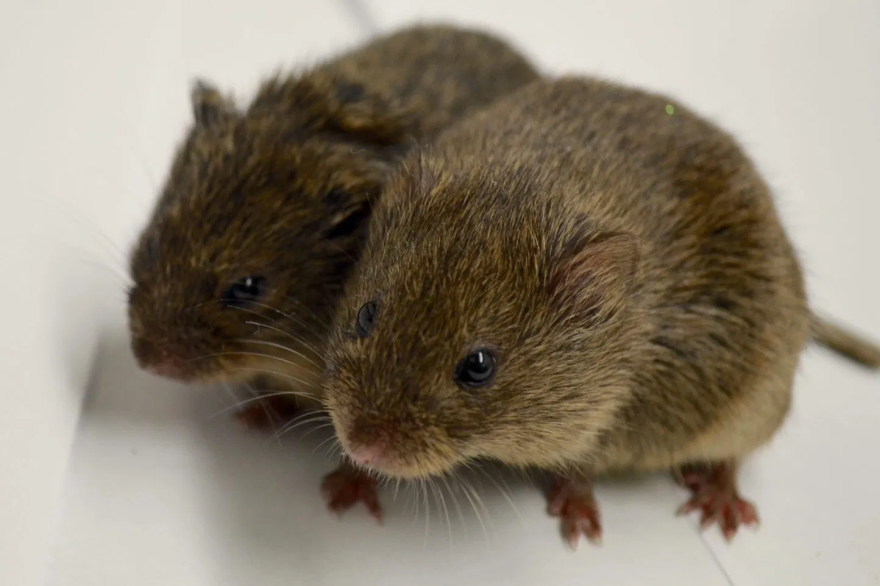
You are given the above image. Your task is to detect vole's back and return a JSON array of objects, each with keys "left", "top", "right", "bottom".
[
  {"left": 433, "top": 77, "right": 810, "bottom": 472},
  {"left": 295, "top": 25, "right": 539, "bottom": 138}
]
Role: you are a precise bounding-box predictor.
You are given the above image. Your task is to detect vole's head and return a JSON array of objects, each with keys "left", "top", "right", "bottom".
[
  {"left": 128, "top": 75, "right": 413, "bottom": 385},
  {"left": 323, "top": 158, "right": 641, "bottom": 480}
]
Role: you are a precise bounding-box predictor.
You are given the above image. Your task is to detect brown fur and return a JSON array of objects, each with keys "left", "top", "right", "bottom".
[
  {"left": 127, "top": 25, "right": 539, "bottom": 399},
  {"left": 323, "top": 76, "right": 818, "bottom": 481}
]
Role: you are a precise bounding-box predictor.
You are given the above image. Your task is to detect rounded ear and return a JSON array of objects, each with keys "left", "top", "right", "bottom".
[
  {"left": 250, "top": 72, "right": 418, "bottom": 147},
  {"left": 190, "top": 78, "right": 234, "bottom": 128},
  {"left": 551, "top": 231, "right": 640, "bottom": 324},
  {"left": 323, "top": 77, "right": 418, "bottom": 145},
  {"left": 289, "top": 72, "right": 418, "bottom": 146}
]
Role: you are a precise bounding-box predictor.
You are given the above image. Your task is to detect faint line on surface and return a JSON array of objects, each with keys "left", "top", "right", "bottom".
[{"left": 697, "top": 533, "right": 736, "bottom": 586}]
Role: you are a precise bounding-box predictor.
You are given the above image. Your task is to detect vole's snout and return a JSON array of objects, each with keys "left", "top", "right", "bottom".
[
  {"left": 131, "top": 337, "right": 189, "bottom": 382},
  {"left": 347, "top": 441, "right": 388, "bottom": 468},
  {"left": 343, "top": 421, "right": 392, "bottom": 471},
  {"left": 333, "top": 410, "right": 460, "bottom": 479},
  {"left": 145, "top": 354, "right": 185, "bottom": 380}
]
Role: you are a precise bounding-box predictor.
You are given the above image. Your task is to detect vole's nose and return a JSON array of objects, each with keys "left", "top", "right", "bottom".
[
  {"left": 145, "top": 355, "right": 185, "bottom": 380},
  {"left": 348, "top": 442, "right": 387, "bottom": 468},
  {"left": 132, "top": 337, "right": 188, "bottom": 380}
]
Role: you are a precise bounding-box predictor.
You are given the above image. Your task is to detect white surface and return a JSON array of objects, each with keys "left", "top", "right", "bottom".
[{"left": 0, "top": 1, "right": 877, "bottom": 585}]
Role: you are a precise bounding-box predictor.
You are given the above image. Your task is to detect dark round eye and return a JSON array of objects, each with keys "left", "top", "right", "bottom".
[
  {"left": 222, "top": 276, "right": 266, "bottom": 306},
  {"left": 356, "top": 301, "right": 379, "bottom": 338},
  {"left": 455, "top": 349, "right": 497, "bottom": 388}
]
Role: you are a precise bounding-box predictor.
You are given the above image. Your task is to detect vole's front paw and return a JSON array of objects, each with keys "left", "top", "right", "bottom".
[
  {"left": 674, "top": 461, "right": 759, "bottom": 540},
  {"left": 547, "top": 475, "right": 602, "bottom": 550},
  {"left": 322, "top": 466, "right": 383, "bottom": 523}
]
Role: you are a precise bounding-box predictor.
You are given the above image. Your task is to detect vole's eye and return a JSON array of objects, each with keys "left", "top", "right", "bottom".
[
  {"left": 222, "top": 276, "right": 267, "bottom": 307},
  {"left": 355, "top": 301, "right": 379, "bottom": 338},
  {"left": 454, "top": 349, "right": 497, "bottom": 388}
]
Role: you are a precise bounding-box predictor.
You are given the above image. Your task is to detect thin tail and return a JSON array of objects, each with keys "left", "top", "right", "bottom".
[{"left": 810, "top": 313, "right": 880, "bottom": 369}]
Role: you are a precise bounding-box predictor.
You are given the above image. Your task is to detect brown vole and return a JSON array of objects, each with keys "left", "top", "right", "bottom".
[
  {"left": 321, "top": 77, "right": 880, "bottom": 547},
  {"left": 126, "top": 25, "right": 539, "bottom": 414}
]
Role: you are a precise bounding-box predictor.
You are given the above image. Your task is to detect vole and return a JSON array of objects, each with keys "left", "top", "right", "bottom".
[
  {"left": 126, "top": 24, "right": 540, "bottom": 421},
  {"left": 321, "top": 76, "right": 880, "bottom": 547}
]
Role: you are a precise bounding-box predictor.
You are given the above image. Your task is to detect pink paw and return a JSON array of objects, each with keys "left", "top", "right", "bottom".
[
  {"left": 675, "top": 462, "right": 759, "bottom": 540},
  {"left": 547, "top": 475, "right": 602, "bottom": 549},
  {"left": 322, "top": 466, "right": 383, "bottom": 523}
]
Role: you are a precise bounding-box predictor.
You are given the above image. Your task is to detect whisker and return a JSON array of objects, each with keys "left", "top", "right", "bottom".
[
  {"left": 300, "top": 421, "right": 335, "bottom": 440},
  {"left": 275, "top": 416, "right": 332, "bottom": 440},
  {"left": 276, "top": 408, "right": 330, "bottom": 430},
  {"left": 241, "top": 380, "right": 284, "bottom": 446},
  {"left": 236, "top": 339, "right": 322, "bottom": 369},
  {"left": 272, "top": 289, "right": 344, "bottom": 319},
  {"left": 39, "top": 189, "right": 130, "bottom": 266},
  {"left": 232, "top": 305, "right": 281, "bottom": 325},
  {"left": 45, "top": 240, "right": 131, "bottom": 286},
  {"left": 325, "top": 443, "right": 342, "bottom": 462},
  {"left": 319, "top": 433, "right": 342, "bottom": 462},
  {"left": 208, "top": 389, "right": 315, "bottom": 420},
  {"left": 432, "top": 477, "right": 452, "bottom": 548},
  {"left": 243, "top": 321, "right": 324, "bottom": 357},
  {"left": 186, "top": 350, "right": 315, "bottom": 373},
  {"left": 441, "top": 475, "right": 467, "bottom": 541},
  {"left": 458, "top": 477, "right": 489, "bottom": 545},
  {"left": 79, "top": 258, "right": 131, "bottom": 289},
  {"left": 185, "top": 299, "right": 227, "bottom": 312},
  {"left": 410, "top": 481, "right": 420, "bottom": 525},
  {"left": 121, "top": 117, "right": 160, "bottom": 192},
  {"left": 464, "top": 478, "right": 495, "bottom": 536},
  {"left": 217, "top": 383, "right": 242, "bottom": 411},
  {"left": 477, "top": 466, "right": 523, "bottom": 524},
  {"left": 310, "top": 433, "right": 339, "bottom": 456},
  {"left": 423, "top": 479, "right": 431, "bottom": 548},
  {"left": 218, "top": 366, "right": 319, "bottom": 389},
  {"left": 239, "top": 301, "right": 327, "bottom": 341}
]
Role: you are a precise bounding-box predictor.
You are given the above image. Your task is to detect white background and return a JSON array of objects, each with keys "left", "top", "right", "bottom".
[{"left": 0, "top": 1, "right": 878, "bottom": 585}]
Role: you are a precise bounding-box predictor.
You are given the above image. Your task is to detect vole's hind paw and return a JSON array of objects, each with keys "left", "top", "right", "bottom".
[
  {"left": 322, "top": 466, "right": 383, "bottom": 523},
  {"left": 547, "top": 475, "right": 602, "bottom": 550},
  {"left": 674, "top": 461, "right": 759, "bottom": 540}
]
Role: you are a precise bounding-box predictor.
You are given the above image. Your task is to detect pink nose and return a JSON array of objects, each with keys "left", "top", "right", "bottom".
[
  {"left": 146, "top": 358, "right": 184, "bottom": 380},
  {"left": 348, "top": 443, "right": 386, "bottom": 468}
]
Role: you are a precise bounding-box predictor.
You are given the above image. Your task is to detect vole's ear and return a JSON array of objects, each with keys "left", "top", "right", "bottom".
[
  {"left": 251, "top": 72, "right": 417, "bottom": 146},
  {"left": 313, "top": 74, "right": 418, "bottom": 146},
  {"left": 551, "top": 231, "right": 640, "bottom": 324},
  {"left": 190, "top": 78, "right": 234, "bottom": 128},
  {"left": 329, "top": 78, "right": 418, "bottom": 146}
]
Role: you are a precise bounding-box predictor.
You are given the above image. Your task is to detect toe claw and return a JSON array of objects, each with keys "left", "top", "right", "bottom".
[
  {"left": 547, "top": 475, "right": 603, "bottom": 550},
  {"left": 673, "top": 461, "right": 759, "bottom": 541}
]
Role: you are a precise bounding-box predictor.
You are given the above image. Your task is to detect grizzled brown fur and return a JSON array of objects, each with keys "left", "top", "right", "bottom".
[
  {"left": 127, "top": 25, "right": 539, "bottom": 395},
  {"left": 324, "top": 76, "right": 818, "bottom": 481}
]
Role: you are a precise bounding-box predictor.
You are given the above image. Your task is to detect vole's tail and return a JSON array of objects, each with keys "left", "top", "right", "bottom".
[{"left": 810, "top": 313, "right": 880, "bottom": 369}]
